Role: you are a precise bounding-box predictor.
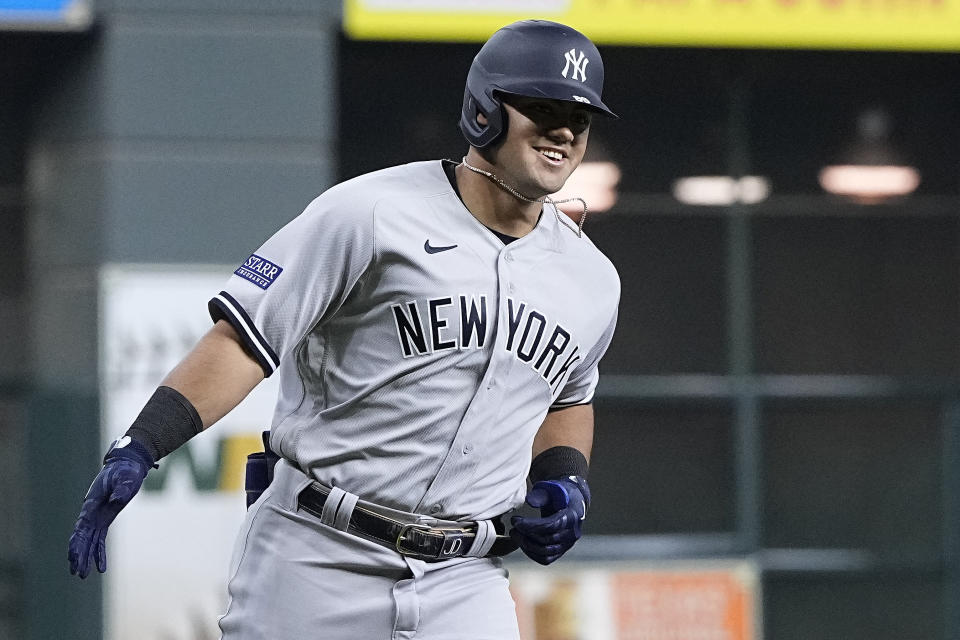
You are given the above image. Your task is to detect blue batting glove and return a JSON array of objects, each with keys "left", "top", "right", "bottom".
[
  {"left": 68, "top": 437, "right": 155, "bottom": 579},
  {"left": 510, "top": 476, "right": 591, "bottom": 565}
]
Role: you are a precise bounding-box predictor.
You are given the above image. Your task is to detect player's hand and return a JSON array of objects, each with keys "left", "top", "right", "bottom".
[
  {"left": 509, "top": 476, "right": 590, "bottom": 565},
  {"left": 68, "top": 437, "right": 155, "bottom": 579}
]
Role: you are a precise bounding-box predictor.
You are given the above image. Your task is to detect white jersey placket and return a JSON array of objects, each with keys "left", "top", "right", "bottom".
[{"left": 415, "top": 235, "right": 534, "bottom": 518}]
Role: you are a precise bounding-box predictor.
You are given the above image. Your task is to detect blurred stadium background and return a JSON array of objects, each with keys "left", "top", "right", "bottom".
[{"left": 2, "top": 1, "right": 959, "bottom": 638}]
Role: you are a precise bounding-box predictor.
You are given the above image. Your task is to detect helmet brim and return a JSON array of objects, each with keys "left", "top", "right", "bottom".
[{"left": 493, "top": 82, "right": 618, "bottom": 119}]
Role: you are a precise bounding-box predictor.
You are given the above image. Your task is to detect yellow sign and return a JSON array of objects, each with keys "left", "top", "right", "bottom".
[{"left": 344, "top": 0, "right": 960, "bottom": 51}]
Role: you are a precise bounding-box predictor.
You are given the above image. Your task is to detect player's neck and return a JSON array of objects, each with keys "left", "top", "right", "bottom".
[{"left": 456, "top": 154, "right": 542, "bottom": 238}]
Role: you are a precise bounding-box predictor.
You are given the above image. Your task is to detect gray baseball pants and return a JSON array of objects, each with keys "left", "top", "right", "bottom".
[{"left": 218, "top": 460, "right": 520, "bottom": 639}]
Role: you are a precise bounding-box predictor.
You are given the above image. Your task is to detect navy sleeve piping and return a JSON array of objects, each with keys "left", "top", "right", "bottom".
[{"left": 208, "top": 291, "right": 280, "bottom": 377}]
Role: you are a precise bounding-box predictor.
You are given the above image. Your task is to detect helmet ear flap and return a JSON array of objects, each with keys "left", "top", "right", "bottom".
[
  {"left": 479, "top": 100, "right": 507, "bottom": 148},
  {"left": 459, "top": 88, "right": 507, "bottom": 149}
]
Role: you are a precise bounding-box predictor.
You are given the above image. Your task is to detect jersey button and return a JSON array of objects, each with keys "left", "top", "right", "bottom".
[
  {"left": 504, "top": 253, "right": 514, "bottom": 263},
  {"left": 507, "top": 283, "right": 515, "bottom": 294},
  {"left": 462, "top": 443, "right": 473, "bottom": 454},
  {"left": 430, "top": 504, "right": 443, "bottom": 514}
]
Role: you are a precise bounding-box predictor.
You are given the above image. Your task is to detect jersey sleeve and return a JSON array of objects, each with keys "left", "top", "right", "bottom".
[
  {"left": 208, "top": 190, "right": 377, "bottom": 377},
  {"left": 550, "top": 304, "right": 619, "bottom": 410}
]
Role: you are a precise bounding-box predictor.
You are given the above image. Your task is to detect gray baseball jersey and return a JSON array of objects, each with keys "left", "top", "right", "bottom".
[
  {"left": 212, "top": 159, "right": 619, "bottom": 639},
  {"left": 209, "top": 159, "right": 620, "bottom": 521}
]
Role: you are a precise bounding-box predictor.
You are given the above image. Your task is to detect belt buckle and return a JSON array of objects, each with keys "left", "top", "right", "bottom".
[
  {"left": 396, "top": 523, "right": 474, "bottom": 561},
  {"left": 395, "top": 523, "right": 442, "bottom": 559}
]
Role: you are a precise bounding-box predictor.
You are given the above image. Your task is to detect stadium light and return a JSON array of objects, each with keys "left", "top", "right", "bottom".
[
  {"left": 672, "top": 175, "right": 771, "bottom": 206},
  {"left": 818, "top": 108, "right": 920, "bottom": 203}
]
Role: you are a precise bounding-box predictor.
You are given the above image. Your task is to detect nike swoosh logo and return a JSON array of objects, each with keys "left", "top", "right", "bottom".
[{"left": 424, "top": 239, "right": 458, "bottom": 254}]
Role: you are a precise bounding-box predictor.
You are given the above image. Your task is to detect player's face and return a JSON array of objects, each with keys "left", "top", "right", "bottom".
[{"left": 490, "top": 96, "right": 592, "bottom": 197}]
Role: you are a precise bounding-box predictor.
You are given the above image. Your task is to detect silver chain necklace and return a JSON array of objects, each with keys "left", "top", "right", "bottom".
[{"left": 457, "top": 157, "right": 587, "bottom": 238}]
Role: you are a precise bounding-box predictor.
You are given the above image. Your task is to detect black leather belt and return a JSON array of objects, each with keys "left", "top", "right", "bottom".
[{"left": 297, "top": 481, "right": 518, "bottom": 562}]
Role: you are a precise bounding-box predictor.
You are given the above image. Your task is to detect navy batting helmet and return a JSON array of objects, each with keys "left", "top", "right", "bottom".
[{"left": 459, "top": 20, "right": 618, "bottom": 149}]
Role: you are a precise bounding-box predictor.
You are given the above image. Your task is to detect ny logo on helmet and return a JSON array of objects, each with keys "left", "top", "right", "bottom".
[{"left": 562, "top": 49, "right": 589, "bottom": 82}]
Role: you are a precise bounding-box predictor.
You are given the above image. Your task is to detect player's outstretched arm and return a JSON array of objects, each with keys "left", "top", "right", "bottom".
[
  {"left": 68, "top": 320, "right": 264, "bottom": 579},
  {"left": 159, "top": 319, "right": 266, "bottom": 427},
  {"left": 511, "top": 405, "right": 594, "bottom": 565}
]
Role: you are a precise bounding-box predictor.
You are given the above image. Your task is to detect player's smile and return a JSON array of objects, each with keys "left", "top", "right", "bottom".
[{"left": 534, "top": 146, "right": 567, "bottom": 166}]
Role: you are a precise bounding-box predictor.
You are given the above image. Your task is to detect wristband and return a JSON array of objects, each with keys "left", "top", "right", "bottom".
[
  {"left": 125, "top": 385, "right": 203, "bottom": 462},
  {"left": 529, "top": 445, "right": 589, "bottom": 483}
]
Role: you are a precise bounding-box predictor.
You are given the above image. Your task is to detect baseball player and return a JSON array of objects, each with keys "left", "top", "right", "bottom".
[{"left": 68, "top": 19, "right": 620, "bottom": 639}]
